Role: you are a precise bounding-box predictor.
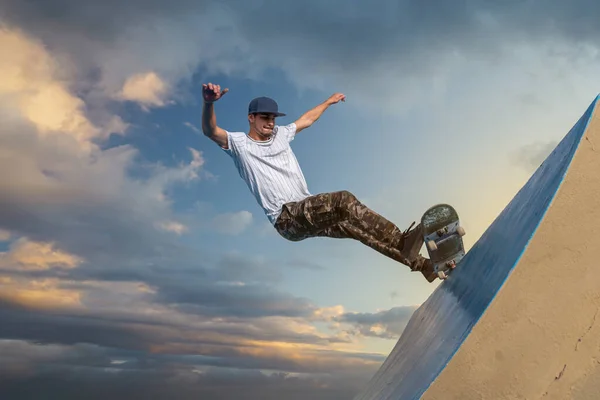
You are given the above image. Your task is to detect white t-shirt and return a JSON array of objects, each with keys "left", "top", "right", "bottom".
[{"left": 222, "top": 123, "right": 312, "bottom": 225}]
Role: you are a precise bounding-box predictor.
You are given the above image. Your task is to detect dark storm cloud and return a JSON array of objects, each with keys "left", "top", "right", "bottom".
[
  {"left": 0, "top": 369, "right": 362, "bottom": 400},
  {"left": 157, "top": 280, "right": 315, "bottom": 318},
  {"left": 0, "top": 340, "right": 376, "bottom": 400},
  {"left": 0, "top": 293, "right": 359, "bottom": 377},
  {"left": 337, "top": 306, "right": 418, "bottom": 339},
  {"left": 2, "top": 0, "right": 600, "bottom": 63},
  {"left": 0, "top": 268, "right": 322, "bottom": 346},
  {"left": 3, "top": 0, "right": 598, "bottom": 118},
  {"left": 0, "top": 0, "right": 206, "bottom": 39},
  {"left": 0, "top": 299, "right": 149, "bottom": 350},
  {"left": 213, "top": 252, "right": 284, "bottom": 284}
]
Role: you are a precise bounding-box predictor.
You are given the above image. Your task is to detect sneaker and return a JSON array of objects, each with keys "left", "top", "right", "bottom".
[
  {"left": 412, "top": 257, "right": 437, "bottom": 283},
  {"left": 421, "top": 258, "right": 438, "bottom": 283},
  {"left": 399, "top": 221, "right": 425, "bottom": 262}
]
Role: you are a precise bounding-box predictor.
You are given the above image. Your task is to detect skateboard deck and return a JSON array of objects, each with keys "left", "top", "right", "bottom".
[{"left": 421, "top": 203, "right": 466, "bottom": 280}]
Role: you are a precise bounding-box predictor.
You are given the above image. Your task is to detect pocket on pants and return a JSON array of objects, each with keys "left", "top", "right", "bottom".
[{"left": 303, "top": 201, "right": 339, "bottom": 228}]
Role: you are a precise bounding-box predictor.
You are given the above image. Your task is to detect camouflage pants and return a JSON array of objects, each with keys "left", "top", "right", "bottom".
[{"left": 274, "top": 190, "right": 418, "bottom": 267}]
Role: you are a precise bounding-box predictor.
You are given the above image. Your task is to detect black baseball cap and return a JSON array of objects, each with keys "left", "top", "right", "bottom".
[{"left": 248, "top": 96, "right": 286, "bottom": 116}]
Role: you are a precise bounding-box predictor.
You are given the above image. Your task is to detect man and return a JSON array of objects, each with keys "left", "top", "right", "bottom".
[{"left": 200, "top": 82, "right": 436, "bottom": 282}]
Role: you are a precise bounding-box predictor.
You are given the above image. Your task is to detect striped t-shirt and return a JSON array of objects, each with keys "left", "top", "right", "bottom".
[{"left": 221, "top": 123, "right": 312, "bottom": 224}]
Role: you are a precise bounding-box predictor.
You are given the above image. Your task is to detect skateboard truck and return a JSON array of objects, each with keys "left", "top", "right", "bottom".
[{"left": 437, "top": 260, "right": 457, "bottom": 280}]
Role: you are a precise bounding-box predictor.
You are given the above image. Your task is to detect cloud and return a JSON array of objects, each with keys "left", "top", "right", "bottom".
[
  {"left": 0, "top": 273, "right": 330, "bottom": 348},
  {"left": 0, "top": 339, "right": 377, "bottom": 400},
  {"left": 0, "top": 230, "right": 11, "bottom": 241},
  {"left": 118, "top": 72, "right": 171, "bottom": 110},
  {"left": 211, "top": 252, "right": 282, "bottom": 284},
  {"left": 0, "top": 269, "right": 386, "bottom": 399},
  {"left": 0, "top": 26, "right": 104, "bottom": 145},
  {"left": 212, "top": 211, "right": 253, "bottom": 235},
  {"left": 2, "top": 0, "right": 600, "bottom": 116},
  {"left": 0, "top": 23, "right": 206, "bottom": 266},
  {"left": 336, "top": 306, "right": 419, "bottom": 339},
  {"left": 156, "top": 220, "right": 189, "bottom": 235},
  {"left": 0, "top": 278, "right": 82, "bottom": 310},
  {"left": 511, "top": 140, "right": 559, "bottom": 173},
  {"left": 0, "top": 211, "right": 392, "bottom": 396},
  {"left": 0, "top": 222, "right": 387, "bottom": 394},
  {"left": 0, "top": 237, "right": 84, "bottom": 271},
  {"left": 0, "top": 110, "right": 203, "bottom": 264},
  {"left": 283, "top": 259, "right": 327, "bottom": 271},
  {"left": 183, "top": 122, "right": 201, "bottom": 134}
]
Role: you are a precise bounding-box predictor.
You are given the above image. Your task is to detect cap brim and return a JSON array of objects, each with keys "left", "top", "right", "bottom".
[{"left": 251, "top": 110, "right": 286, "bottom": 116}]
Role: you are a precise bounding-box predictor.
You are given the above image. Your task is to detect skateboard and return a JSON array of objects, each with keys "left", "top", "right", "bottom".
[{"left": 421, "top": 203, "right": 466, "bottom": 280}]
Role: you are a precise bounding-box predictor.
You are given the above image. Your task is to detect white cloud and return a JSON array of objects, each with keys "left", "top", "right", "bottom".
[
  {"left": 156, "top": 220, "right": 189, "bottom": 235},
  {"left": 117, "top": 71, "right": 171, "bottom": 110},
  {"left": 0, "top": 26, "right": 208, "bottom": 264},
  {"left": 212, "top": 211, "right": 253, "bottom": 235},
  {"left": 184, "top": 122, "right": 201, "bottom": 134}
]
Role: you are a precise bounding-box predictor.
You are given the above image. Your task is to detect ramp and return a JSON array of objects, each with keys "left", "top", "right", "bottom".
[{"left": 355, "top": 94, "right": 600, "bottom": 400}]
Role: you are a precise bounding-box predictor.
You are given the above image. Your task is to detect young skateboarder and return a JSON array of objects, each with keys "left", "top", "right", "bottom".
[{"left": 200, "top": 83, "right": 436, "bottom": 282}]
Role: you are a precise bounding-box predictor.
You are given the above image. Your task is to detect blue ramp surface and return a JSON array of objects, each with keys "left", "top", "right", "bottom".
[{"left": 354, "top": 96, "right": 599, "bottom": 400}]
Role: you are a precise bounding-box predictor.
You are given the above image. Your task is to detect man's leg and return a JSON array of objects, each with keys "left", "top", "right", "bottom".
[{"left": 274, "top": 190, "right": 435, "bottom": 281}]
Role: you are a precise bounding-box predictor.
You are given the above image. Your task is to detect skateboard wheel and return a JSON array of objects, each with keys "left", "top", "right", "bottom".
[
  {"left": 437, "top": 271, "right": 447, "bottom": 280},
  {"left": 456, "top": 226, "right": 466, "bottom": 237},
  {"left": 427, "top": 240, "right": 437, "bottom": 251}
]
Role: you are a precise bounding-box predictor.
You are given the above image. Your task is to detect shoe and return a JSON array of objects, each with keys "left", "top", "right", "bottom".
[
  {"left": 399, "top": 221, "right": 425, "bottom": 263},
  {"left": 408, "top": 255, "right": 437, "bottom": 283}
]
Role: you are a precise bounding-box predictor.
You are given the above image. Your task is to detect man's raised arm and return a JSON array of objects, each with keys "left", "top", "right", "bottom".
[
  {"left": 294, "top": 93, "right": 346, "bottom": 133},
  {"left": 201, "top": 83, "right": 229, "bottom": 149}
]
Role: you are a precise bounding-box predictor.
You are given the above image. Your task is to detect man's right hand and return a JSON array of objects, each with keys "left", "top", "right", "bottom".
[{"left": 202, "top": 82, "right": 229, "bottom": 103}]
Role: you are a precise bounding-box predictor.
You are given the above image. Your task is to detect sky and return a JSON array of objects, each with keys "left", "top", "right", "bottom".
[{"left": 1, "top": 0, "right": 600, "bottom": 398}]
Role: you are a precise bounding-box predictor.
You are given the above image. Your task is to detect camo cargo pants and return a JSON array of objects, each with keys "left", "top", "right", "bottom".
[{"left": 274, "top": 190, "right": 421, "bottom": 268}]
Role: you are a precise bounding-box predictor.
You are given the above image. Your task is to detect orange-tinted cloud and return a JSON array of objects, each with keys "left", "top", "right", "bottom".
[
  {"left": 0, "top": 237, "right": 83, "bottom": 271},
  {"left": 117, "top": 72, "right": 171, "bottom": 109},
  {"left": 0, "top": 26, "right": 108, "bottom": 146},
  {"left": 0, "top": 277, "right": 82, "bottom": 309}
]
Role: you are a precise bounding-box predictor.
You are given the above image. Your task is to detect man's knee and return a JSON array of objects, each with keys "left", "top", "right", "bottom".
[
  {"left": 336, "top": 190, "right": 357, "bottom": 204},
  {"left": 330, "top": 190, "right": 360, "bottom": 219},
  {"left": 275, "top": 225, "right": 304, "bottom": 242},
  {"left": 274, "top": 216, "right": 307, "bottom": 242}
]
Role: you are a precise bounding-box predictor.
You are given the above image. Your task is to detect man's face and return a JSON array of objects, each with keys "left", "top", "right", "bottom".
[{"left": 250, "top": 113, "right": 276, "bottom": 136}]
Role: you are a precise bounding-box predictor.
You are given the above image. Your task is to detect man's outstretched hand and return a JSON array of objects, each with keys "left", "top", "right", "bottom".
[
  {"left": 327, "top": 93, "right": 346, "bottom": 105},
  {"left": 203, "top": 82, "right": 229, "bottom": 103}
]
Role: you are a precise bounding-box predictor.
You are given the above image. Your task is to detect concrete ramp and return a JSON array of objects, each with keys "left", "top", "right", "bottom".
[{"left": 355, "top": 94, "right": 600, "bottom": 400}]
